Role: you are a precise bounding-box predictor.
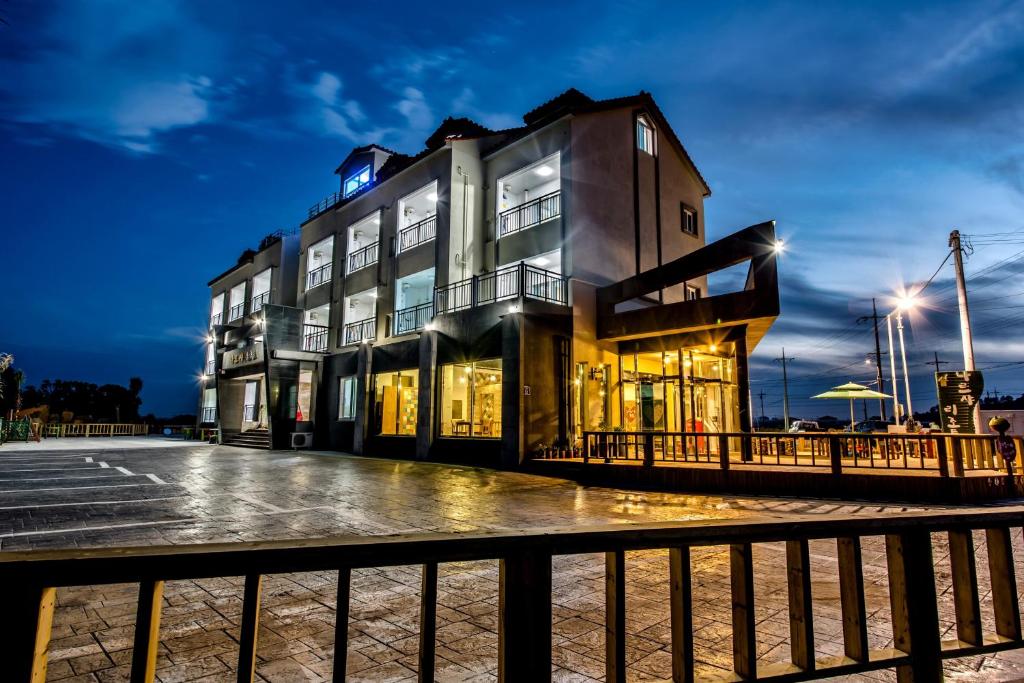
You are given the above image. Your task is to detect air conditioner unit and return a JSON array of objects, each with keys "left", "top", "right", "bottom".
[{"left": 291, "top": 432, "right": 313, "bottom": 449}]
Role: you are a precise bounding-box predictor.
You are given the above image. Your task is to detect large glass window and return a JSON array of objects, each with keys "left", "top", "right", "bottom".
[
  {"left": 297, "top": 369, "right": 313, "bottom": 422},
  {"left": 343, "top": 165, "right": 371, "bottom": 197},
  {"left": 338, "top": 376, "right": 357, "bottom": 420},
  {"left": 440, "top": 360, "right": 503, "bottom": 437},
  {"left": 373, "top": 370, "right": 418, "bottom": 435},
  {"left": 637, "top": 115, "right": 656, "bottom": 155}
]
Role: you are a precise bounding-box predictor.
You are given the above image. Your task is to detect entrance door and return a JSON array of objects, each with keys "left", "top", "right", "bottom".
[{"left": 243, "top": 381, "right": 258, "bottom": 425}]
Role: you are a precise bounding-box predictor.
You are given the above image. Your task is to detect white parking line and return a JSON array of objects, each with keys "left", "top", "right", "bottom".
[
  {"left": 0, "top": 466, "right": 105, "bottom": 473},
  {"left": 231, "top": 491, "right": 285, "bottom": 513},
  {"left": 0, "top": 483, "right": 168, "bottom": 494},
  {"left": 115, "top": 466, "right": 134, "bottom": 476},
  {"left": 99, "top": 462, "right": 109, "bottom": 468},
  {"left": 0, "top": 473, "right": 142, "bottom": 483},
  {"left": 146, "top": 473, "right": 168, "bottom": 484},
  {"left": 0, "top": 496, "right": 190, "bottom": 511},
  {"left": 85, "top": 457, "right": 93, "bottom": 462}
]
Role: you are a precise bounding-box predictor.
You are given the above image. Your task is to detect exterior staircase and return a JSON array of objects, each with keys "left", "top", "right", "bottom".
[{"left": 222, "top": 428, "right": 271, "bottom": 449}]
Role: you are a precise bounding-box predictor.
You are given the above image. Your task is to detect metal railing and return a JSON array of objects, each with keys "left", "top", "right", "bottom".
[
  {"left": 498, "top": 189, "right": 561, "bottom": 237},
  {"left": 434, "top": 262, "right": 569, "bottom": 315},
  {"left": 250, "top": 291, "right": 270, "bottom": 313},
  {"left": 347, "top": 243, "right": 379, "bottom": 273},
  {"left": 343, "top": 317, "right": 375, "bottom": 345},
  {"left": 393, "top": 302, "right": 433, "bottom": 335},
  {"left": 6, "top": 507, "right": 1024, "bottom": 682},
  {"left": 578, "top": 430, "right": 1017, "bottom": 476},
  {"left": 398, "top": 215, "right": 437, "bottom": 253},
  {"left": 242, "top": 404, "right": 257, "bottom": 422},
  {"left": 302, "top": 324, "right": 329, "bottom": 352},
  {"left": 306, "top": 262, "right": 333, "bottom": 290},
  {"left": 204, "top": 360, "right": 215, "bottom": 375},
  {"left": 228, "top": 302, "right": 245, "bottom": 321},
  {"left": 200, "top": 407, "right": 216, "bottom": 424},
  {"left": 210, "top": 312, "right": 222, "bottom": 327},
  {"left": 307, "top": 191, "right": 342, "bottom": 219}
]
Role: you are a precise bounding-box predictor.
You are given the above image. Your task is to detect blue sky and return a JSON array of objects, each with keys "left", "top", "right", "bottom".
[{"left": 2, "top": 0, "right": 1023, "bottom": 418}]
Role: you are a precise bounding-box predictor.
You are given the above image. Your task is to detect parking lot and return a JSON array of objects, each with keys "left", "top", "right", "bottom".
[{"left": 2, "top": 438, "right": 1023, "bottom": 681}]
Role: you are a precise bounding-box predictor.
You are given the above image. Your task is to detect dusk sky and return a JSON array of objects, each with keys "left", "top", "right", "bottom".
[{"left": 2, "top": 0, "right": 1023, "bottom": 418}]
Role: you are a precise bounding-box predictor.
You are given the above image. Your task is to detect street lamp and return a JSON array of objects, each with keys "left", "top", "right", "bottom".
[{"left": 885, "top": 292, "right": 918, "bottom": 427}]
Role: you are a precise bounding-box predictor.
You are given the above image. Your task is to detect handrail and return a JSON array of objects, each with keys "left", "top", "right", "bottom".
[
  {"left": 393, "top": 301, "right": 433, "bottom": 335},
  {"left": 434, "top": 262, "right": 568, "bottom": 314},
  {"left": 210, "top": 312, "right": 223, "bottom": 326},
  {"left": 200, "top": 407, "right": 216, "bottom": 424},
  {"left": 347, "top": 242, "right": 379, "bottom": 273},
  {"left": 228, "top": 302, "right": 245, "bottom": 321},
  {"left": 498, "top": 189, "right": 560, "bottom": 237},
  {"left": 250, "top": 291, "right": 270, "bottom": 313},
  {"left": 4, "top": 507, "right": 1024, "bottom": 681},
  {"left": 307, "top": 191, "right": 343, "bottom": 219},
  {"left": 343, "top": 317, "right": 375, "bottom": 345},
  {"left": 398, "top": 215, "right": 437, "bottom": 253},
  {"left": 302, "top": 324, "right": 329, "bottom": 352},
  {"left": 39, "top": 423, "right": 150, "bottom": 438},
  {"left": 204, "top": 359, "right": 215, "bottom": 375},
  {"left": 306, "top": 262, "right": 333, "bottom": 290}
]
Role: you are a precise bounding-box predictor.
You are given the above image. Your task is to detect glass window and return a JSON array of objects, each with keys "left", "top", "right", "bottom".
[
  {"left": 637, "top": 116, "right": 655, "bottom": 155},
  {"left": 297, "top": 369, "right": 313, "bottom": 421},
  {"left": 681, "top": 204, "right": 697, "bottom": 235},
  {"left": 343, "top": 165, "right": 372, "bottom": 197},
  {"left": 338, "top": 376, "right": 357, "bottom": 420},
  {"left": 440, "top": 360, "right": 503, "bottom": 437},
  {"left": 686, "top": 284, "right": 701, "bottom": 301},
  {"left": 373, "top": 370, "right": 418, "bottom": 435}
]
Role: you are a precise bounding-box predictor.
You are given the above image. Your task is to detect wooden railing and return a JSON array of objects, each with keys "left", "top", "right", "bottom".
[
  {"left": 581, "top": 430, "right": 1019, "bottom": 476},
  {"left": 41, "top": 423, "right": 149, "bottom": 438},
  {"left": 4, "top": 508, "right": 1024, "bottom": 682}
]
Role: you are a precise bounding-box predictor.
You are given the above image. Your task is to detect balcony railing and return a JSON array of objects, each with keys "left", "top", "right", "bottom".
[
  {"left": 434, "top": 263, "right": 568, "bottom": 315},
  {"left": 250, "top": 291, "right": 270, "bottom": 313},
  {"left": 302, "top": 324, "right": 329, "bottom": 353},
  {"left": 200, "top": 407, "right": 216, "bottom": 424},
  {"left": 398, "top": 215, "right": 437, "bottom": 253},
  {"left": 393, "top": 302, "right": 434, "bottom": 335},
  {"left": 228, "top": 302, "right": 245, "bottom": 321},
  {"left": 498, "top": 190, "right": 561, "bottom": 238},
  {"left": 242, "top": 404, "right": 257, "bottom": 422},
  {"left": 307, "top": 191, "right": 343, "bottom": 219},
  {"left": 204, "top": 360, "right": 215, "bottom": 376},
  {"left": 347, "top": 242, "right": 379, "bottom": 274},
  {"left": 343, "top": 317, "right": 376, "bottom": 345},
  {"left": 306, "top": 262, "right": 332, "bottom": 290},
  {"left": 210, "top": 312, "right": 223, "bottom": 327}
]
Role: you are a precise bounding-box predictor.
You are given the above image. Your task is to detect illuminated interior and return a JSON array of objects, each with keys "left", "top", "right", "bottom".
[{"left": 439, "top": 360, "right": 503, "bottom": 437}]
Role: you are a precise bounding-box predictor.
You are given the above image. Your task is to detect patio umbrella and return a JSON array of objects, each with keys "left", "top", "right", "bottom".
[{"left": 811, "top": 382, "right": 891, "bottom": 430}]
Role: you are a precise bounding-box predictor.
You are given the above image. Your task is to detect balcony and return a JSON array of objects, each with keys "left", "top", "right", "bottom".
[
  {"left": 308, "top": 191, "right": 342, "bottom": 220},
  {"left": 210, "top": 313, "right": 223, "bottom": 327},
  {"left": 228, "top": 302, "right": 246, "bottom": 321},
  {"left": 499, "top": 190, "right": 561, "bottom": 238},
  {"left": 393, "top": 302, "right": 434, "bottom": 335},
  {"left": 343, "top": 317, "right": 376, "bottom": 345},
  {"left": 200, "top": 406, "right": 216, "bottom": 424},
  {"left": 205, "top": 360, "right": 216, "bottom": 375},
  {"left": 434, "top": 262, "right": 568, "bottom": 315},
  {"left": 306, "top": 262, "right": 333, "bottom": 291},
  {"left": 398, "top": 215, "right": 437, "bottom": 253},
  {"left": 348, "top": 243, "right": 379, "bottom": 274},
  {"left": 302, "top": 324, "right": 329, "bottom": 353},
  {"left": 251, "top": 291, "right": 270, "bottom": 313}
]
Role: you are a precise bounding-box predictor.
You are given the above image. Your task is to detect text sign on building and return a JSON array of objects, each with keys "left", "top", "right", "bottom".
[
  {"left": 936, "top": 371, "right": 984, "bottom": 434},
  {"left": 223, "top": 342, "right": 264, "bottom": 370}
]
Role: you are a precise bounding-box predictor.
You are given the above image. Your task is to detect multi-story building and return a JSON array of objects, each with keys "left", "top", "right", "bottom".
[{"left": 199, "top": 89, "right": 780, "bottom": 464}]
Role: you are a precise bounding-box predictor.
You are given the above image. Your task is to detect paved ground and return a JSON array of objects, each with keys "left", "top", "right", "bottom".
[{"left": 2, "top": 438, "right": 1023, "bottom": 682}]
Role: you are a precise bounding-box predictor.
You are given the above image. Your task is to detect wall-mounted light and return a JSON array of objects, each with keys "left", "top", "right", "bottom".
[
  {"left": 534, "top": 165, "right": 553, "bottom": 177},
  {"left": 426, "top": 192, "right": 438, "bottom": 202}
]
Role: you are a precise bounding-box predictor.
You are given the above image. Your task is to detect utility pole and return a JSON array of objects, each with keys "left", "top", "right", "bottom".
[
  {"left": 857, "top": 298, "right": 888, "bottom": 421},
  {"left": 926, "top": 352, "right": 949, "bottom": 428},
  {"left": 774, "top": 349, "right": 795, "bottom": 431},
  {"left": 758, "top": 389, "right": 767, "bottom": 428},
  {"left": 949, "top": 229, "right": 981, "bottom": 432}
]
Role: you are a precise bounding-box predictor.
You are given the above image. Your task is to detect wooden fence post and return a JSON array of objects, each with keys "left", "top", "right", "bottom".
[
  {"left": 643, "top": 433, "right": 655, "bottom": 468},
  {"left": 2, "top": 584, "right": 55, "bottom": 683},
  {"left": 669, "top": 547, "right": 694, "bottom": 683},
  {"left": 605, "top": 550, "right": 626, "bottom": 683},
  {"left": 499, "top": 551, "right": 552, "bottom": 682},
  {"left": 952, "top": 437, "right": 965, "bottom": 477},
  {"left": 237, "top": 574, "right": 263, "bottom": 683},
  {"left": 837, "top": 537, "right": 868, "bottom": 663},
  {"left": 786, "top": 539, "right": 815, "bottom": 672},
  {"left": 730, "top": 543, "right": 757, "bottom": 679},
  {"left": 130, "top": 580, "right": 165, "bottom": 683},
  {"left": 719, "top": 434, "right": 730, "bottom": 471},
  {"left": 885, "top": 532, "right": 941, "bottom": 682},
  {"left": 936, "top": 438, "right": 949, "bottom": 478},
  {"left": 829, "top": 435, "right": 843, "bottom": 476}
]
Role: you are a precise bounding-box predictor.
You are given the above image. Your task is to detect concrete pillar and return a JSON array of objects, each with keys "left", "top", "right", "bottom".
[
  {"left": 501, "top": 312, "right": 524, "bottom": 468},
  {"left": 352, "top": 344, "right": 373, "bottom": 455},
  {"left": 416, "top": 330, "right": 438, "bottom": 461}
]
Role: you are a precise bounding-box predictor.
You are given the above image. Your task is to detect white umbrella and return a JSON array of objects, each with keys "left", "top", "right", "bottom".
[{"left": 812, "top": 382, "right": 891, "bottom": 429}]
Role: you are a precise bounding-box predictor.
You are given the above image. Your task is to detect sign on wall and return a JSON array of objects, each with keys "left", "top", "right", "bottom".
[
  {"left": 936, "top": 371, "right": 984, "bottom": 434},
  {"left": 223, "top": 342, "right": 264, "bottom": 370}
]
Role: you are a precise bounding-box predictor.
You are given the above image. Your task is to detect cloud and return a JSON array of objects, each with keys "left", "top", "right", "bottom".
[
  {"left": 292, "top": 70, "right": 388, "bottom": 144},
  {"left": 395, "top": 87, "right": 433, "bottom": 130},
  {"left": 0, "top": 1, "right": 222, "bottom": 153}
]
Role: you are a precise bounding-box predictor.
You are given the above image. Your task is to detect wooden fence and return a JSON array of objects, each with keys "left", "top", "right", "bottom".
[
  {"left": 3, "top": 507, "right": 1024, "bottom": 682},
  {"left": 41, "top": 423, "right": 150, "bottom": 438},
  {"left": 580, "top": 430, "right": 1019, "bottom": 477}
]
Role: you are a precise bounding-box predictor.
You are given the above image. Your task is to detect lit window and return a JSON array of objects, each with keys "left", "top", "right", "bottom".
[
  {"left": 637, "top": 116, "right": 655, "bottom": 155},
  {"left": 373, "top": 370, "right": 418, "bottom": 435},
  {"left": 338, "top": 376, "right": 358, "bottom": 419},
  {"left": 440, "top": 360, "right": 502, "bottom": 437},
  {"left": 681, "top": 204, "right": 698, "bottom": 236},
  {"left": 686, "top": 284, "right": 701, "bottom": 301},
  {"left": 343, "top": 165, "right": 372, "bottom": 197}
]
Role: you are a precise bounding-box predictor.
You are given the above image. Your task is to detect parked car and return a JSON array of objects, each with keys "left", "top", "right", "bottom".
[
  {"left": 788, "top": 420, "right": 822, "bottom": 433},
  {"left": 851, "top": 420, "right": 891, "bottom": 433}
]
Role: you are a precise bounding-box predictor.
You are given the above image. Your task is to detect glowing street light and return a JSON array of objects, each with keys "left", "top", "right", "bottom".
[{"left": 886, "top": 290, "right": 919, "bottom": 427}]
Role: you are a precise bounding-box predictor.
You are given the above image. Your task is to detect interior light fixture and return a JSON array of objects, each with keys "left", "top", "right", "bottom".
[
  {"left": 426, "top": 192, "right": 438, "bottom": 202},
  {"left": 534, "top": 165, "right": 554, "bottom": 177},
  {"left": 709, "top": 343, "right": 718, "bottom": 352}
]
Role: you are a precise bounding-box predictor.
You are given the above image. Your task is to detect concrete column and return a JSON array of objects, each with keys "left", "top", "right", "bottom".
[
  {"left": 352, "top": 344, "right": 373, "bottom": 455},
  {"left": 416, "top": 330, "right": 438, "bottom": 461},
  {"left": 501, "top": 312, "right": 524, "bottom": 468}
]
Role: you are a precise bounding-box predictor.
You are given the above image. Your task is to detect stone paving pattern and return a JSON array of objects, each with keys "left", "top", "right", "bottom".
[{"left": 1, "top": 439, "right": 1023, "bottom": 682}]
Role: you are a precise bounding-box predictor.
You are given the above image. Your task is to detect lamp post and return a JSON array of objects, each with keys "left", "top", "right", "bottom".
[{"left": 886, "top": 294, "right": 917, "bottom": 428}]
